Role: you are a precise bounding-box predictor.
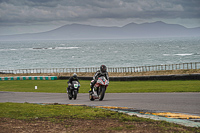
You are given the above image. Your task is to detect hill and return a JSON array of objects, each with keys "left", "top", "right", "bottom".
[{"left": 0, "top": 21, "right": 199, "bottom": 41}]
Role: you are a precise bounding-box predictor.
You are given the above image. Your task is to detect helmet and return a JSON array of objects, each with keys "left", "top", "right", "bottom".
[
  {"left": 100, "top": 65, "right": 107, "bottom": 73},
  {"left": 73, "top": 73, "right": 77, "bottom": 79}
]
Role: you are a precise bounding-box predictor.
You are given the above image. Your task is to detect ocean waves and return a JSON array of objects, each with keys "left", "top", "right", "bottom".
[
  {"left": 163, "top": 53, "right": 200, "bottom": 56},
  {"left": 0, "top": 37, "right": 200, "bottom": 70},
  {"left": 0, "top": 46, "right": 80, "bottom": 51}
]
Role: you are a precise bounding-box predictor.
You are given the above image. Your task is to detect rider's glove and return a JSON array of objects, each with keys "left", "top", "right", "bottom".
[{"left": 94, "top": 78, "right": 98, "bottom": 82}]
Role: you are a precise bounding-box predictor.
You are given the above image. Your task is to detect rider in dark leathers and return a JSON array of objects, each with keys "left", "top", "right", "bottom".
[
  {"left": 67, "top": 73, "right": 80, "bottom": 93},
  {"left": 89, "top": 65, "right": 109, "bottom": 93}
]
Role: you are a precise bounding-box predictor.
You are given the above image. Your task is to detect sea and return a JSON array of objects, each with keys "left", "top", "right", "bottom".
[{"left": 0, "top": 37, "right": 200, "bottom": 70}]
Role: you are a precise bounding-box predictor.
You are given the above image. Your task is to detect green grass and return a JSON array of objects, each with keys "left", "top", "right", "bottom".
[
  {"left": 0, "top": 103, "right": 199, "bottom": 132},
  {"left": 0, "top": 102, "right": 118, "bottom": 120},
  {"left": 0, "top": 102, "right": 149, "bottom": 123},
  {"left": 0, "top": 80, "right": 200, "bottom": 93}
]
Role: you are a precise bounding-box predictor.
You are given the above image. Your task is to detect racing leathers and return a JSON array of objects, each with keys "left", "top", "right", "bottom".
[
  {"left": 67, "top": 76, "right": 80, "bottom": 93},
  {"left": 90, "top": 70, "right": 109, "bottom": 92}
]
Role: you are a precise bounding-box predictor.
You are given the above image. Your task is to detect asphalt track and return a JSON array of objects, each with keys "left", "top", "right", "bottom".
[{"left": 0, "top": 92, "right": 200, "bottom": 116}]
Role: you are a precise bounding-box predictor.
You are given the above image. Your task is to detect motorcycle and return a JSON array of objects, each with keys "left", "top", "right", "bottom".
[
  {"left": 67, "top": 81, "right": 80, "bottom": 100},
  {"left": 89, "top": 76, "right": 109, "bottom": 101}
]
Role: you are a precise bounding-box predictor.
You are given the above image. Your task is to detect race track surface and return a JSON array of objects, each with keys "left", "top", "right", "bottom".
[{"left": 0, "top": 92, "right": 200, "bottom": 115}]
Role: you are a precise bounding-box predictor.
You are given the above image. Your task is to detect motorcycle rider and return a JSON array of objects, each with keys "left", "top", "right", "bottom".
[
  {"left": 67, "top": 73, "right": 80, "bottom": 93},
  {"left": 89, "top": 65, "right": 109, "bottom": 93}
]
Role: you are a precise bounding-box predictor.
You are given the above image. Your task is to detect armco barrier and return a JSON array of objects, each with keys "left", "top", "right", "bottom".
[
  {"left": 0, "top": 76, "right": 57, "bottom": 81},
  {"left": 1, "top": 74, "right": 199, "bottom": 81},
  {"left": 108, "top": 74, "right": 200, "bottom": 81},
  {"left": 59, "top": 74, "right": 200, "bottom": 81},
  {"left": 59, "top": 76, "right": 92, "bottom": 80}
]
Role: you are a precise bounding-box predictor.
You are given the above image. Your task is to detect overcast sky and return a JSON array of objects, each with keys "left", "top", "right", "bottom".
[{"left": 0, "top": 0, "right": 200, "bottom": 35}]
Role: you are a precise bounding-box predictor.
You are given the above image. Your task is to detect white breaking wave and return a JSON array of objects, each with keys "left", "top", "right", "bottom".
[
  {"left": 0, "top": 48, "right": 17, "bottom": 51},
  {"left": 54, "top": 47, "right": 79, "bottom": 50},
  {"left": 0, "top": 47, "right": 80, "bottom": 51},
  {"left": 163, "top": 53, "right": 194, "bottom": 56},
  {"left": 163, "top": 54, "right": 170, "bottom": 56},
  {"left": 32, "top": 47, "right": 79, "bottom": 50},
  {"left": 175, "top": 53, "right": 193, "bottom": 56}
]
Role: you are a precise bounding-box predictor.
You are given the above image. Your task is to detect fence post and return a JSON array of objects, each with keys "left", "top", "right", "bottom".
[{"left": 195, "top": 62, "right": 197, "bottom": 69}]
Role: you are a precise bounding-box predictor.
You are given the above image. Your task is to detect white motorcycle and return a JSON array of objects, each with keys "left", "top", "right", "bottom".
[{"left": 89, "top": 76, "right": 109, "bottom": 101}]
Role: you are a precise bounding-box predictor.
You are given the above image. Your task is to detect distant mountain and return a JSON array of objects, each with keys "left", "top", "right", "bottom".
[{"left": 0, "top": 21, "right": 199, "bottom": 41}]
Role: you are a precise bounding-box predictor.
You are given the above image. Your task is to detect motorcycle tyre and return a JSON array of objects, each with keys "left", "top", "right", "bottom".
[
  {"left": 73, "top": 90, "right": 77, "bottom": 100},
  {"left": 68, "top": 91, "right": 72, "bottom": 100},
  {"left": 99, "top": 86, "right": 105, "bottom": 101},
  {"left": 68, "top": 94, "right": 72, "bottom": 100}
]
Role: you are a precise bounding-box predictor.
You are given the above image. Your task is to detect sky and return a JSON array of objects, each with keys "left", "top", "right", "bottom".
[{"left": 0, "top": 0, "right": 200, "bottom": 35}]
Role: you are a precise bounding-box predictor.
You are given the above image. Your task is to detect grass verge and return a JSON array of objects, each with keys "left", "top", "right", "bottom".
[
  {"left": 0, "top": 80, "right": 200, "bottom": 93},
  {"left": 0, "top": 103, "right": 199, "bottom": 132}
]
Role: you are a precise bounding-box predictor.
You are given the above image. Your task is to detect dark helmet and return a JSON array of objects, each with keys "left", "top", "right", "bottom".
[
  {"left": 73, "top": 73, "right": 77, "bottom": 79},
  {"left": 100, "top": 65, "right": 107, "bottom": 73}
]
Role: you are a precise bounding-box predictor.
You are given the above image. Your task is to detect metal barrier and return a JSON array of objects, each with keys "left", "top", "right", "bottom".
[
  {"left": 0, "top": 62, "right": 200, "bottom": 74},
  {"left": 59, "top": 74, "right": 200, "bottom": 81}
]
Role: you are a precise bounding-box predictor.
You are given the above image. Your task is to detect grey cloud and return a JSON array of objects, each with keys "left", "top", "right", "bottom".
[{"left": 0, "top": 0, "right": 199, "bottom": 26}]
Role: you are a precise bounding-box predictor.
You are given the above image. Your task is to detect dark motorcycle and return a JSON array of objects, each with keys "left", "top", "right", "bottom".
[
  {"left": 89, "top": 76, "right": 109, "bottom": 101},
  {"left": 67, "top": 81, "right": 80, "bottom": 100}
]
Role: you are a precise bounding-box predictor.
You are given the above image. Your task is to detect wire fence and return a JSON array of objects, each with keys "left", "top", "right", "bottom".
[{"left": 1, "top": 62, "right": 200, "bottom": 74}]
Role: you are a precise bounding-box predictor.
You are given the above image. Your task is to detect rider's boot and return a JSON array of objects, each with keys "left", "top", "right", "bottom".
[
  {"left": 89, "top": 82, "right": 94, "bottom": 94},
  {"left": 89, "top": 86, "right": 93, "bottom": 94}
]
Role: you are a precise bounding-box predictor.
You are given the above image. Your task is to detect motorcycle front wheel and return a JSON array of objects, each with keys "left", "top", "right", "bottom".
[
  {"left": 99, "top": 86, "right": 105, "bottom": 101},
  {"left": 68, "top": 90, "right": 72, "bottom": 100},
  {"left": 68, "top": 94, "right": 72, "bottom": 100},
  {"left": 73, "top": 90, "right": 77, "bottom": 100}
]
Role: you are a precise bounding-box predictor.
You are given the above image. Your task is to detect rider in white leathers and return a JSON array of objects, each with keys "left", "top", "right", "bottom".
[{"left": 89, "top": 65, "right": 109, "bottom": 94}]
